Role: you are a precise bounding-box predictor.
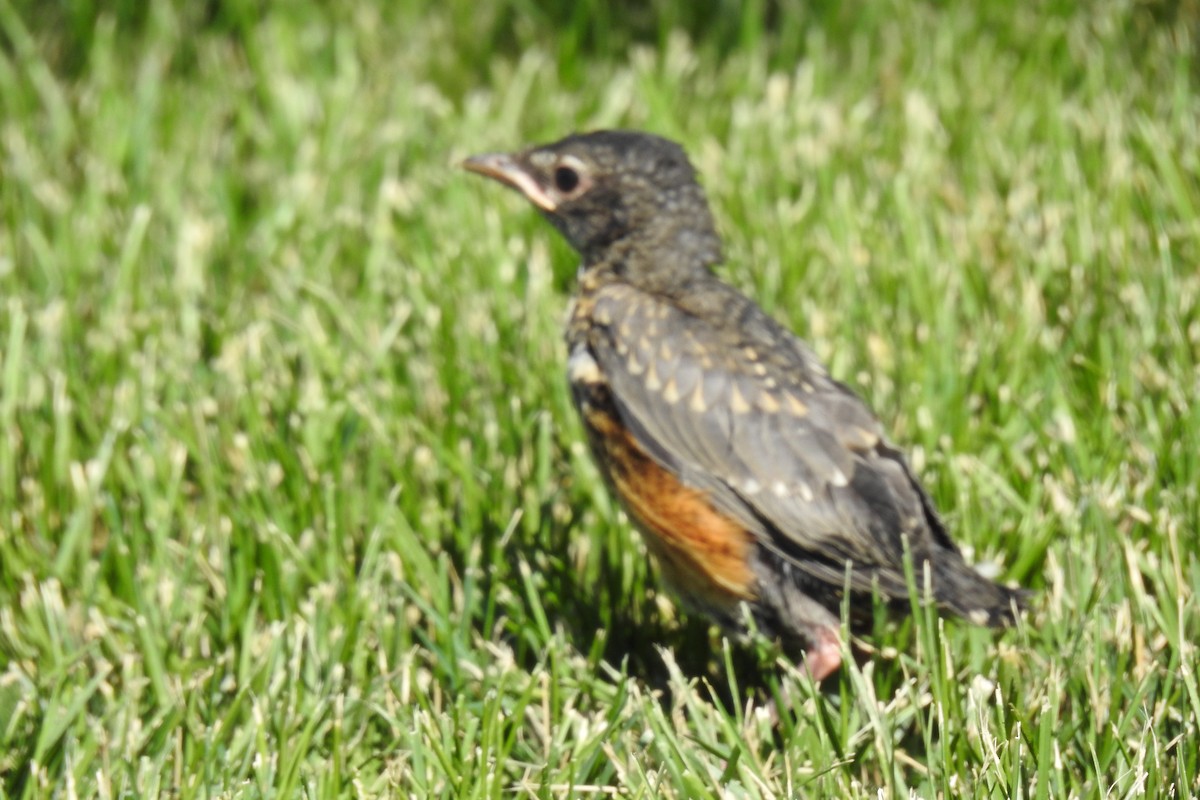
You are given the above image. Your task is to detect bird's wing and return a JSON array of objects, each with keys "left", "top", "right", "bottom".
[{"left": 585, "top": 283, "right": 953, "bottom": 598}]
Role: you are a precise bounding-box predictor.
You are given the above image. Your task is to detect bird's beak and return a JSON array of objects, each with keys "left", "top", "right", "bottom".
[{"left": 461, "top": 152, "right": 558, "bottom": 212}]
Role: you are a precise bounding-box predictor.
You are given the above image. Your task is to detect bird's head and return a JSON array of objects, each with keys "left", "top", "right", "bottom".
[{"left": 463, "top": 130, "right": 722, "bottom": 272}]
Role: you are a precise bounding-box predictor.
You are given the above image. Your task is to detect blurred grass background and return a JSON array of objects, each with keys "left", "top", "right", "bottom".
[{"left": 1, "top": 0, "right": 1198, "bottom": 796}]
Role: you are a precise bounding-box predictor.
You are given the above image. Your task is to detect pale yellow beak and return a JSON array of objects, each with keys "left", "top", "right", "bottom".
[{"left": 462, "top": 152, "right": 558, "bottom": 212}]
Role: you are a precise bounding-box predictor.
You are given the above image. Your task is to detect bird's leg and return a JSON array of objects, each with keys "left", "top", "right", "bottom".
[
  {"left": 801, "top": 625, "right": 842, "bottom": 682},
  {"left": 758, "top": 625, "right": 842, "bottom": 727}
]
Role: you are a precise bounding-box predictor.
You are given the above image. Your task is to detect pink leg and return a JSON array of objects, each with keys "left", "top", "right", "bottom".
[
  {"left": 801, "top": 626, "right": 842, "bottom": 681},
  {"left": 762, "top": 627, "right": 843, "bottom": 725}
]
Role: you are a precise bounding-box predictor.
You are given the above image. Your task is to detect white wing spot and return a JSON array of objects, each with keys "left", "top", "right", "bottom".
[
  {"left": 742, "top": 478, "right": 762, "bottom": 495},
  {"left": 567, "top": 348, "right": 602, "bottom": 384},
  {"left": 829, "top": 469, "right": 849, "bottom": 487},
  {"left": 627, "top": 350, "right": 645, "bottom": 375},
  {"left": 729, "top": 384, "right": 751, "bottom": 414},
  {"left": 785, "top": 394, "right": 808, "bottom": 416},
  {"left": 757, "top": 392, "right": 780, "bottom": 413},
  {"left": 662, "top": 378, "right": 680, "bottom": 403},
  {"left": 688, "top": 383, "right": 707, "bottom": 412},
  {"left": 645, "top": 360, "right": 662, "bottom": 391},
  {"left": 852, "top": 426, "right": 880, "bottom": 447},
  {"left": 771, "top": 481, "right": 789, "bottom": 497}
]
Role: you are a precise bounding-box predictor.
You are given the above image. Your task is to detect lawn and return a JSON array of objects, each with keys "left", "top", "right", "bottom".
[{"left": 1, "top": 0, "right": 1198, "bottom": 796}]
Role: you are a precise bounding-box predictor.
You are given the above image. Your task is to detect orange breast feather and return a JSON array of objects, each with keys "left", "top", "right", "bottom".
[{"left": 582, "top": 404, "right": 757, "bottom": 603}]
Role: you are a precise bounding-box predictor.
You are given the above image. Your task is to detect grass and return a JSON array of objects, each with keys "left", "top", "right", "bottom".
[{"left": 1, "top": 0, "right": 1198, "bottom": 796}]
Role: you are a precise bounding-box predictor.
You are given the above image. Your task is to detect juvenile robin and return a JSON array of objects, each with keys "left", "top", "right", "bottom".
[{"left": 463, "top": 130, "right": 1026, "bottom": 680}]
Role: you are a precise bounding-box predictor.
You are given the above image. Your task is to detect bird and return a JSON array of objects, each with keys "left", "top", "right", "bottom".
[{"left": 463, "top": 130, "right": 1027, "bottom": 680}]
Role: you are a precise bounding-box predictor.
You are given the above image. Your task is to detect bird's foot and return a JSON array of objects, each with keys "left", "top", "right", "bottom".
[{"left": 801, "top": 626, "right": 842, "bottom": 682}]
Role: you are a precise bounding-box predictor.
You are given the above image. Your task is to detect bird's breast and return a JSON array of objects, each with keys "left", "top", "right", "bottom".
[{"left": 566, "top": 342, "right": 758, "bottom": 605}]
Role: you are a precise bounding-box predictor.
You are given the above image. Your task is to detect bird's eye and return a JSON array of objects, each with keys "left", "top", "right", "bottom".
[{"left": 554, "top": 165, "right": 581, "bottom": 193}]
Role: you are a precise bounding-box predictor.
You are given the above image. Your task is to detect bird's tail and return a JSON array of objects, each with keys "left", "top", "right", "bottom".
[{"left": 933, "top": 558, "right": 1030, "bottom": 627}]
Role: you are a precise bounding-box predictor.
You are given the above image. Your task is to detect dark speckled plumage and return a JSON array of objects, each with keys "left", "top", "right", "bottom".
[{"left": 464, "top": 130, "right": 1027, "bottom": 679}]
